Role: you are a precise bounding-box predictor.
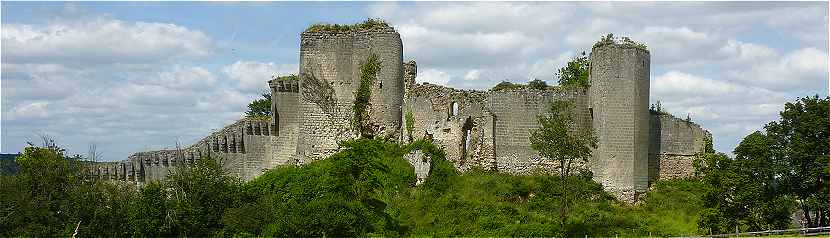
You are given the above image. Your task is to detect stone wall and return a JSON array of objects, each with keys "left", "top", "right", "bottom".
[
  {"left": 648, "top": 112, "right": 711, "bottom": 182},
  {"left": 112, "top": 23, "right": 709, "bottom": 203},
  {"left": 404, "top": 82, "right": 591, "bottom": 174},
  {"left": 588, "top": 43, "right": 651, "bottom": 202},
  {"left": 297, "top": 26, "right": 404, "bottom": 163},
  {"left": 104, "top": 117, "right": 280, "bottom": 183}
]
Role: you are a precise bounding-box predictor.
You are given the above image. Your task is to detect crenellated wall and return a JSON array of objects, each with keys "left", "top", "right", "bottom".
[{"left": 103, "top": 117, "right": 280, "bottom": 183}]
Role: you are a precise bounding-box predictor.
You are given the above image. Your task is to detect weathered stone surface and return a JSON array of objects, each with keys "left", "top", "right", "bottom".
[
  {"left": 648, "top": 113, "right": 711, "bottom": 182},
  {"left": 404, "top": 150, "right": 431, "bottom": 185},
  {"left": 589, "top": 43, "right": 651, "bottom": 203},
  {"left": 111, "top": 24, "right": 709, "bottom": 203}
]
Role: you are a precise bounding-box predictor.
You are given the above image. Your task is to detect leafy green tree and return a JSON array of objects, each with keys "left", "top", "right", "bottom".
[
  {"left": 766, "top": 95, "right": 830, "bottom": 227},
  {"left": 527, "top": 79, "right": 548, "bottom": 90},
  {"left": 698, "top": 132, "right": 793, "bottom": 233},
  {"left": 246, "top": 93, "right": 272, "bottom": 118},
  {"left": 530, "top": 100, "right": 597, "bottom": 178},
  {"left": 529, "top": 100, "right": 597, "bottom": 228},
  {"left": 556, "top": 52, "right": 590, "bottom": 88},
  {"left": 166, "top": 157, "right": 243, "bottom": 236}
]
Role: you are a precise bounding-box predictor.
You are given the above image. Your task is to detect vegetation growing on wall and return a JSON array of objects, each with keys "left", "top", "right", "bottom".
[
  {"left": 274, "top": 74, "right": 299, "bottom": 82},
  {"left": 405, "top": 111, "right": 415, "bottom": 142},
  {"left": 593, "top": 33, "right": 648, "bottom": 50},
  {"left": 490, "top": 79, "right": 555, "bottom": 91},
  {"left": 353, "top": 54, "right": 382, "bottom": 137},
  {"left": 305, "top": 18, "right": 390, "bottom": 33}
]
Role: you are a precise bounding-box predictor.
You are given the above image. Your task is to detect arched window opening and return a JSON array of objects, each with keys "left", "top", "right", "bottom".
[
  {"left": 449, "top": 101, "right": 459, "bottom": 119},
  {"left": 460, "top": 117, "right": 474, "bottom": 163}
]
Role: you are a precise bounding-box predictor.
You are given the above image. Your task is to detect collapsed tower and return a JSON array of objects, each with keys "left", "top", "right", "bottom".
[{"left": 296, "top": 23, "right": 404, "bottom": 162}]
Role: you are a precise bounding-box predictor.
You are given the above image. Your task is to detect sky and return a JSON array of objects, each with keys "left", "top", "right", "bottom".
[{"left": 2, "top": 1, "right": 828, "bottom": 161}]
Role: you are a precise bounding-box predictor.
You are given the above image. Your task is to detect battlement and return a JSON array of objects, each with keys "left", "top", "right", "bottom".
[{"left": 269, "top": 76, "right": 300, "bottom": 93}]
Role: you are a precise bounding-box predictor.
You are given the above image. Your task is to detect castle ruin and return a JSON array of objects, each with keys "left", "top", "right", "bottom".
[{"left": 96, "top": 22, "right": 710, "bottom": 202}]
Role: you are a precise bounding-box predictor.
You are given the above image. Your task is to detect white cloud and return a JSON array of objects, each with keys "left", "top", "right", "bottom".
[
  {"left": 222, "top": 61, "right": 297, "bottom": 93},
  {"left": 7, "top": 101, "right": 50, "bottom": 121},
  {"left": 417, "top": 68, "right": 452, "bottom": 85},
  {"left": 149, "top": 66, "right": 217, "bottom": 91},
  {"left": 727, "top": 47, "right": 829, "bottom": 91},
  {"left": 1, "top": 17, "right": 213, "bottom": 64},
  {"left": 464, "top": 70, "right": 481, "bottom": 81}
]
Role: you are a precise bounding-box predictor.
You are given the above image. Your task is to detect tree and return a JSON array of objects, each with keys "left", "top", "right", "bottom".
[
  {"left": 766, "top": 95, "right": 830, "bottom": 227},
  {"left": 246, "top": 93, "right": 272, "bottom": 118},
  {"left": 529, "top": 100, "right": 597, "bottom": 228},
  {"left": 556, "top": 52, "right": 590, "bottom": 88},
  {"left": 490, "top": 81, "right": 522, "bottom": 91},
  {"left": 698, "top": 132, "right": 793, "bottom": 233},
  {"left": 527, "top": 79, "right": 548, "bottom": 90},
  {"left": 530, "top": 100, "right": 597, "bottom": 178}
]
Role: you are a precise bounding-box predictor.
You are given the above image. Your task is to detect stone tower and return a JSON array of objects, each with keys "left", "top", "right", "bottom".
[
  {"left": 296, "top": 25, "right": 404, "bottom": 162},
  {"left": 588, "top": 42, "right": 651, "bottom": 202}
]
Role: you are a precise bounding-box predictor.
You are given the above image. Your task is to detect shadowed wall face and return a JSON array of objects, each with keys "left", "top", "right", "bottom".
[{"left": 588, "top": 43, "right": 651, "bottom": 203}]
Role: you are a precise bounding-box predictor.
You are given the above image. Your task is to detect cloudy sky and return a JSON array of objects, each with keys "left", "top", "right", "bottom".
[{"left": 2, "top": 2, "right": 828, "bottom": 161}]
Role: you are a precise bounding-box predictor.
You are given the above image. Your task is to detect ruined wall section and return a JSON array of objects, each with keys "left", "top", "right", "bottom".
[
  {"left": 405, "top": 83, "right": 590, "bottom": 174},
  {"left": 110, "top": 117, "right": 280, "bottom": 183},
  {"left": 298, "top": 26, "right": 403, "bottom": 163},
  {"left": 648, "top": 113, "right": 711, "bottom": 182},
  {"left": 588, "top": 43, "right": 651, "bottom": 202},
  {"left": 487, "top": 88, "right": 591, "bottom": 174},
  {"left": 405, "top": 83, "right": 494, "bottom": 171}
]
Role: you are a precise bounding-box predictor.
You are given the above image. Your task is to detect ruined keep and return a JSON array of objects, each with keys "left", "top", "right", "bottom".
[{"left": 100, "top": 21, "right": 710, "bottom": 202}]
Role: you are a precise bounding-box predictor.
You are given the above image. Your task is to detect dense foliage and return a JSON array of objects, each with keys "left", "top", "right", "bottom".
[
  {"left": 697, "top": 95, "right": 830, "bottom": 231},
  {"left": 305, "top": 18, "right": 389, "bottom": 33},
  {"left": 2, "top": 96, "right": 825, "bottom": 237},
  {"left": 0, "top": 138, "right": 707, "bottom": 237},
  {"left": 556, "top": 52, "right": 591, "bottom": 88},
  {"left": 245, "top": 93, "right": 272, "bottom": 118}
]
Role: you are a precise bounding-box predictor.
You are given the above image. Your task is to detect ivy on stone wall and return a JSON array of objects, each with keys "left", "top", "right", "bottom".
[
  {"left": 305, "top": 18, "right": 389, "bottom": 33},
  {"left": 405, "top": 111, "right": 415, "bottom": 142},
  {"left": 353, "top": 53, "right": 381, "bottom": 137}
]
